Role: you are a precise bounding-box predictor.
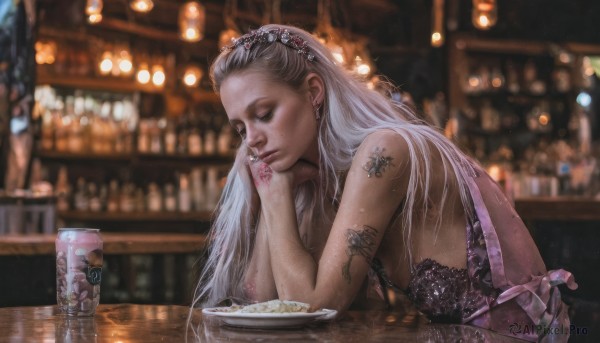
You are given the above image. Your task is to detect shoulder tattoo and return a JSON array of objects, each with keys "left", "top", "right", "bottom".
[
  {"left": 342, "top": 225, "right": 378, "bottom": 284},
  {"left": 362, "top": 147, "right": 394, "bottom": 178}
]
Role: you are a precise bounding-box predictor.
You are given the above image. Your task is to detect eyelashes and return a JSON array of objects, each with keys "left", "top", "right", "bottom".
[{"left": 234, "top": 111, "right": 273, "bottom": 139}]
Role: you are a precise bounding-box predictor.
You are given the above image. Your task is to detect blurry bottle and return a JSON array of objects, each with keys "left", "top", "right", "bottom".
[
  {"left": 149, "top": 119, "right": 163, "bottom": 154},
  {"left": 190, "top": 167, "right": 205, "bottom": 211},
  {"left": 187, "top": 126, "right": 203, "bottom": 156},
  {"left": 120, "top": 183, "right": 136, "bottom": 212},
  {"left": 88, "top": 183, "right": 102, "bottom": 212},
  {"left": 164, "top": 183, "right": 177, "bottom": 212},
  {"left": 55, "top": 166, "right": 71, "bottom": 211},
  {"left": 178, "top": 173, "right": 192, "bottom": 212},
  {"left": 218, "top": 125, "right": 233, "bottom": 156},
  {"left": 54, "top": 98, "right": 68, "bottom": 152},
  {"left": 506, "top": 60, "right": 520, "bottom": 94},
  {"left": 73, "top": 177, "right": 89, "bottom": 211},
  {"left": 203, "top": 127, "right": 217, "bottom": 156},
  {"left": 107, "top": 179, "right": 120, "bottom": 212},
  {"left": 98, "top": 184, "right": 108, "bottom": 211},
  {"left": 480, "top": 100, "right": 501, "bottom": 132},
  {"left": 137, "top": 120, "right": 150, "bottom": 153},
  {"left": 40, "top": 105, "right": 54, "bottom": 151},
  {"left": 164, "top": 120, "right": 177, "bottom": 155},
  {"left": 134, "top": 187, "right": 146, "bottom": 212},
  {"left": 147, "top": 182, "right": 163, "bottom": 212},
  {"left": 524, "top": 59, "right": 546, "bottom": 95},
  {"left": 205, "top": 167, "right": 220, "bottom": 210},
  {"left": 68, "top": 92, "right": 85, "bottom": 153}
]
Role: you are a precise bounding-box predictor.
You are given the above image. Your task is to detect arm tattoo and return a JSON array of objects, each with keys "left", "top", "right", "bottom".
[
  {"left": 363, "top": 147, "right": 394, "bottom": 178},
  {"left": 342, "top": 225, "right": 378, "bottom": 284}
]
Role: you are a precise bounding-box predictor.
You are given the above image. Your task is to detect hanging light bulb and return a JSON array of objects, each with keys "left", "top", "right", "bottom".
[
  {"left": 179, "top": 1, "right": 205, "bottom": 42},
  {"left": 183, "top": 65, "right": 203, "bottom": 87},
  {"left": 152, "top": 65, "right": 165, "bottom": 87},
  {"left": 431, "top": 0, "right": 445, "bottom": 47},
  {"left": 86, "top": 0, "right": 103, "bottom": 15},
  {"left": 130, "top": 0, "right": 154, "bottom": 13},
  {"left": 472, "top": 0, "right": 497, "bottom": 30},
  {"left": 99, "top": 51, "right": 113, "bottom": 75},
  {"left": 87, "top": 14, "right": 103, "bottom": 24},
  {"left": 137, "top": 63, "right": 151, "bottom": 84},
  {"left": 117, "top": 49, "right": 133, "bottom": 75}
]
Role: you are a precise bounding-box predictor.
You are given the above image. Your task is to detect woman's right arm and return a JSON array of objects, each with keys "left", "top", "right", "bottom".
[{"left": 243, "top": 211, "right": 278, "bottom": 302}]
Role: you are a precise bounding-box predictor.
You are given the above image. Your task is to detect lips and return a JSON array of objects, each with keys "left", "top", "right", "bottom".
[{"left": 259, "top": 151, "right": 276, "bottom": 163}]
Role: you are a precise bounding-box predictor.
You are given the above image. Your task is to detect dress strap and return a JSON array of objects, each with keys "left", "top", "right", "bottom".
[{"left": 465, "top": 171, "right": 509, "bottom": 289}]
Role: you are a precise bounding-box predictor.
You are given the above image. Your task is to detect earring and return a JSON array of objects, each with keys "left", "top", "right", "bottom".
[{"left": 314, "top": 102, "right": 322, "bottom": 121}]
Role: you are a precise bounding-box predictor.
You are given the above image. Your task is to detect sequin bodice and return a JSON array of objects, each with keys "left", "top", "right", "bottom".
[{"left": 371, "top": 219, "right": 499, "bottom": 323}]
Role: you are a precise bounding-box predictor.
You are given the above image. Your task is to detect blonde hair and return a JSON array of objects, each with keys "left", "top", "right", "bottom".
[{"left": 191, "top": 24, "right": 476, "bottom": 309}]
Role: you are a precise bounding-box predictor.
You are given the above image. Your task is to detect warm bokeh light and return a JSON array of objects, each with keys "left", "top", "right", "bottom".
[
  {"left": 99, "top": 51, "right": 113, "bottom": 75},
  {"left": 152, "top": 65, "right": 165, "bottom": 87},
  {"left": 431, "top": 32, "right": 443, "bottom": 47},
  {"left": 539, "top": 113, "right": 550, "bottom": 126},
  {"left": 117, "top": 50, "right": 133, "bottom": 75},
  {"left": 130, "top": 0, "right": 154, "bottom": 13},
  {"left": 137, "top": 63, "right": 151, "bottom": 84},
  {"left": 219, "top": 29, "right": 241, "bottom": 49},
  {"left": 87, "top": 14, "right": 103, "bottom": 24},
  {"left": 85, "top": 0, "right": 103, "bottom": 15},
  {"left": 179, "top": 1, "right": 205, "bottom": 42},
  {"left": 35, "top": 40, "right": 57, "bottom": 64},
  {"left": 183, "top": 66, "right": 202, "bottom": 87}
]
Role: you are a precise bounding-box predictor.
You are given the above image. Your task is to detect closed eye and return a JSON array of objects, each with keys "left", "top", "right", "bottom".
[{"left": 257, "top": 111, "right": 273, "bottom": 121}]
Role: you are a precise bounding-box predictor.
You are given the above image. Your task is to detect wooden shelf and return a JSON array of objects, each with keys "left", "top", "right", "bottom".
[
  {"left": 58, "top": 210, "right": 214, "bottom": 223},
  {"left": 515, "top": 197, "right": 600, "bottom": 221},
  {"left": 0, "top": 233, "right": 207, "bottom": 256},
  {"left": 36, "top": 70, "right": 220, "bottom": 103},
  {"left": 36, "top": 150, "right": 234, "bottom": 165}
]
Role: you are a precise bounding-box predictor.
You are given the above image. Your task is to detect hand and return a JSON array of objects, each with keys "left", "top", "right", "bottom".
[{"left": 246, "top": 158, "right": 318, "bottom": 200}]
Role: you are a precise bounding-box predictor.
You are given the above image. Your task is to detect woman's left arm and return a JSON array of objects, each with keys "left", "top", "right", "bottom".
[{"left": 250, "top": 131, "right": 409, "bottom": 311}]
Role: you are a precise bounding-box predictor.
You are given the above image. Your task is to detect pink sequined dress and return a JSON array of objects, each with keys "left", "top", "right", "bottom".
[{"left": 370, "top": 166, "right": 577, "bottom": 342}]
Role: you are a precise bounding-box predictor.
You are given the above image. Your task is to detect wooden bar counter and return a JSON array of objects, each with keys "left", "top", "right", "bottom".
[
  {"left": 0, "top": 233, "right": 207, "bottom": 256},
  {"left": 0, "top": 304, "right": 524, "bottom": 342}
]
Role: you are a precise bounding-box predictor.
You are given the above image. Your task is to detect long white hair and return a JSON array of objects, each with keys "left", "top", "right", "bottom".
[{"left": 191, "top": 24, "right": 476, "bottom": 309}]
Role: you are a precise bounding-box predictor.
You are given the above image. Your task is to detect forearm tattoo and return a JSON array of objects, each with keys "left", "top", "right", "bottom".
[
  {"left": 342, "top": 225, "right": 378, "bottom": 284},
  {"left": 363, "top": 147, "right": 394, "bottom": 178}
]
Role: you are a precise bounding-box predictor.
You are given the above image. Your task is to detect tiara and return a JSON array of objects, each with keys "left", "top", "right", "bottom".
[{"left": 224, "top": 28, "right": 316, "bottom": 62}]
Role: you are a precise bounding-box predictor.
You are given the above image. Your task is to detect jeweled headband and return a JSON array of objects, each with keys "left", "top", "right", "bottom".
[{"left": 223, "top": 27, "right": 316, "bottom": 62}]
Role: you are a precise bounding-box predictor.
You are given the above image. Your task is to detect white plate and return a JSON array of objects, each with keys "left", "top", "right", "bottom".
[{"left": 202, "top": 304, "right": 337, "bottom": 329}]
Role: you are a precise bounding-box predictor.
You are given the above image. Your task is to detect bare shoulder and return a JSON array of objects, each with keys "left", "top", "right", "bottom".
[{"left": 353, "top": 129, "right": 410, "bottom": 180}]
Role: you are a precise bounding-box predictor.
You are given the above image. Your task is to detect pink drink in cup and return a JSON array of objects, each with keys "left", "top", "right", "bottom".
[{"left": 55, "top": 228, "right": 103, "bottom": 316}]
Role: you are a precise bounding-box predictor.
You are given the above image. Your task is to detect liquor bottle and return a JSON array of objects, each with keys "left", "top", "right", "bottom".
[
  {"left": 164, "top": 183, "right": 177, "bottom": 212},
  {"left": 55, "top": 166, "right": 71, "bottom": 211},
  {"left": 190, "top": 167, "right": 205, "bottom": 211},
  {"left": 73, "top": 177, "right": 89, "bottom": 211},
  {"left": 147, "top": 182, "right": 163, "bottom": 212},
  {"left": 218, "top": 125, "right": 233, "bottom": 156},
  {"left": 107, "top": 179, "right": 120, "bottom": 212},
  {"left": 178, "top": 174, "right": 192, "bottom": 212}
]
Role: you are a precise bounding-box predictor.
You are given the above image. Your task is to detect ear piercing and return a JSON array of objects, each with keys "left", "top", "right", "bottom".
[
  {"left": 249, "top": 155, "right": 259, "bottom": 162},
  {"left": 314, "top": 102, "right": 322, "bottom": 120}
]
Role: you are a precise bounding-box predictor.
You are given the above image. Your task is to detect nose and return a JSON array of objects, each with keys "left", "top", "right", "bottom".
[{"left": 245, "top": 125, "right": 264, "bottom": 150}]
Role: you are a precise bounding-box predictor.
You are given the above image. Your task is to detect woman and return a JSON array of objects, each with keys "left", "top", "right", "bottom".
[{"left": 192, "top": 24, "right": 576, "bottom": 342}]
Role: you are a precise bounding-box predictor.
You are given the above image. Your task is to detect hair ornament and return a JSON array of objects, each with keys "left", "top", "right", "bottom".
[{"left": 225, "top": 27, "right": 316, "bottom": 62}]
